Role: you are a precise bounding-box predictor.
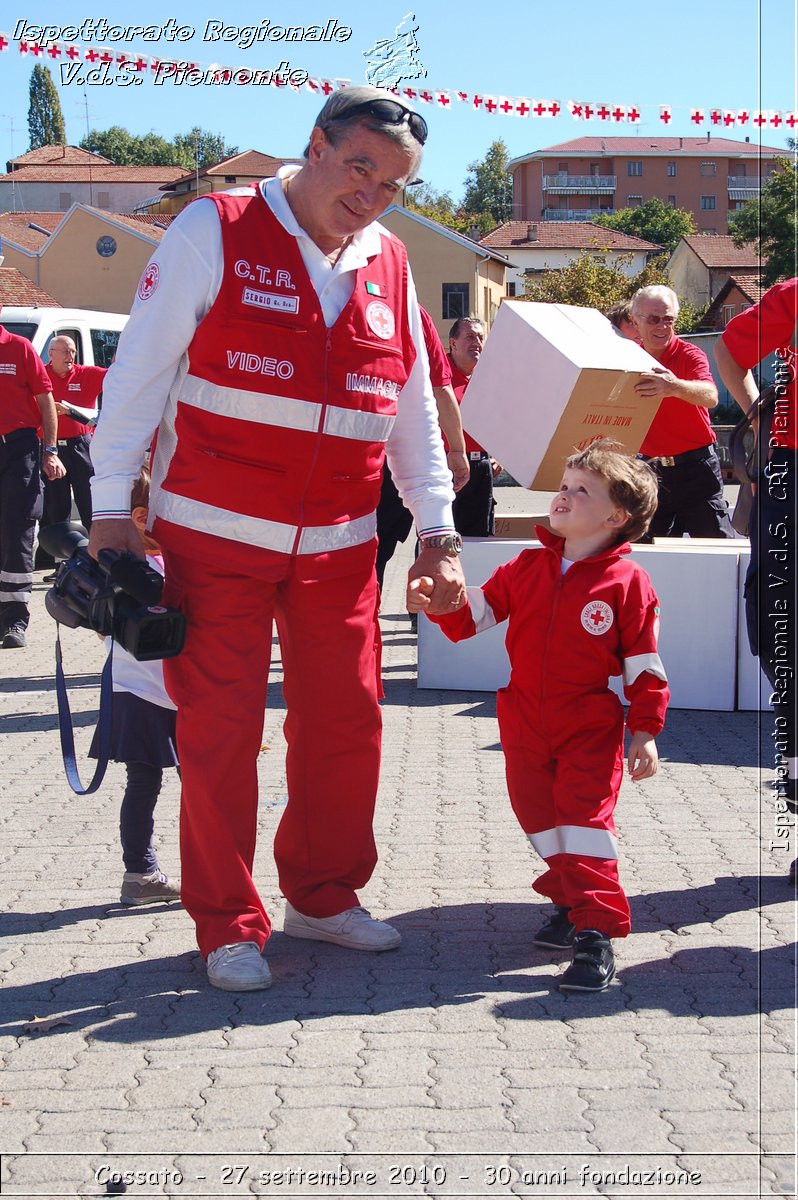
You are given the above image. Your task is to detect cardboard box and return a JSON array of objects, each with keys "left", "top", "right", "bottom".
[
  {"left": 493, "top": 513, "right": 551, "bottom": 538},
  {"left": 459, "top": 301, "right": 661, "bottom": 490}
]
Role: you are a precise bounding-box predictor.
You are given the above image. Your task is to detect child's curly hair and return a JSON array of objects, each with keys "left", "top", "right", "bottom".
[{"left": 565, "top": 439, "right": 658, "bottom": 543}]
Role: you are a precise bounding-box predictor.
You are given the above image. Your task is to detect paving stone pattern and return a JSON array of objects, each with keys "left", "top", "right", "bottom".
[{"left": 0, "top": 497, "right": 794, "bottom": 1198}]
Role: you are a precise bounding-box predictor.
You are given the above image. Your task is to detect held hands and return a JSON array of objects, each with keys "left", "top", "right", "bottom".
[
  {"left": 627, "top": 730, "right": 658, "bottom": 781},
  {"left": 634, "top": 369, "right": 676, "bottom": 400},
  {"left": 407, "top": 545, "right": 466, "bottom": 616}
]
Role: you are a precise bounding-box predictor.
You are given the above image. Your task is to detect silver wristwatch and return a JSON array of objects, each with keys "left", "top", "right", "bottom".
[{"left": 420, "top": 532, "right": 463, "bottom": 554}]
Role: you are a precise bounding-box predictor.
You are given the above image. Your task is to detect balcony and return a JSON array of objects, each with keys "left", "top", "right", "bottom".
[
  {"left": 543, "top": 208, "right": 615, "bottom": 221},
  {"left": 727, "top": 176, "right": 762, "bottom": 201},
  {"left": 543, "top": 174, "right": 617, "bottom": 194}
]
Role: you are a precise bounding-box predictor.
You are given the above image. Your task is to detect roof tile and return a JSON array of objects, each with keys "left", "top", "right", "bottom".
[
  {"left": 479, "top": 220, "right": 660, "bottom": 250},
  {"left": 0, "top": 266, "right": 61, "bottom": 306}
]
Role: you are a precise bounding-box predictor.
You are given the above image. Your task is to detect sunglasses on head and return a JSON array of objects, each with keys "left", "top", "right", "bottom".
[{"left": 330, "top": 98, "right": 428, "bottom": 145}]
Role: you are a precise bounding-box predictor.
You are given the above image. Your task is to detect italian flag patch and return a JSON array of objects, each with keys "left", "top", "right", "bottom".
[{"left": 365, "top": 282, "right": 383, "bottom": 296}]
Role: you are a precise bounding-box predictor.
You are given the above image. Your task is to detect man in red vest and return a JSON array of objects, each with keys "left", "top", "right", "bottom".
[
  {"left": 632, "top": 284, "right": 734, "bottom": 539},
  {"left": 0, "top": 306, "right": 65, "bottom": 648},
  {"left": 89, "top": 86, "right": 466, "bottom": 991},
  {"left": 43, "top": 335, "right": 106, "bottom": 531}
]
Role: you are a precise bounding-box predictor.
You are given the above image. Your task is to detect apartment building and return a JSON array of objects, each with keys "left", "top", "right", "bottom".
[{"left": 509, "top": 135, "right": 786, "bottom": 233}]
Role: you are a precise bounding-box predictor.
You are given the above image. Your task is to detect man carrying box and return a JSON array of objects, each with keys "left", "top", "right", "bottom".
[{"left": 632, "top": 285, "right": 734, "bottom": 539}]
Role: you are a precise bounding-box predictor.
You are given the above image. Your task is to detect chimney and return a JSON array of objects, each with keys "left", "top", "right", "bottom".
[
  {"left": 526, "top": 223, "right": 538, "bottom": 242},
  {"left": 706, "top": 131, "right": 710, "bottom": 141},
  {"left": 745, "top": 135, "right": 750, "bottom": 143},
  {"left": 679, "top": 136, "right": 683, "bottom": 150}
]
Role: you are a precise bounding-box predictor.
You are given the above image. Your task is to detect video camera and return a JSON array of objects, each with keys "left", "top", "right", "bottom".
[{"left": 40, "top": 522, "right": 186, "bottom": 662}]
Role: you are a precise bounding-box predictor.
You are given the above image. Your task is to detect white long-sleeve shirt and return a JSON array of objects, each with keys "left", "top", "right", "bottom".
[{"left": 90, "top": 168, "right": 455, "bottom": 537}]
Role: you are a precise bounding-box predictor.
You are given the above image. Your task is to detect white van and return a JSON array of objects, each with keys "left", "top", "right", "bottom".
[{"left": 0, "top": 306, "right": 128, "bottom": 368}]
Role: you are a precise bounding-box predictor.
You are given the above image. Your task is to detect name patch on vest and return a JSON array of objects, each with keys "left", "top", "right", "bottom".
[
  {"left": 346, "top": 373, "right": 401, "bottom": 400},
  {"left": 242, "top": 286, "right": 300, "bottom": 315},
  {"left": 227, "top": 350, "right": 295, "bottom": 379},
  {"left": 0, "top": 364, "right": 17, "bottom": 375}
]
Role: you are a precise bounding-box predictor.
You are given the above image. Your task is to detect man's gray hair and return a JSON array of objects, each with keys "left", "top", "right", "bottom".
[
  {"left": 305, "top": 84, "right": 423, "bottom": 171},
  {"left": 630, "top": 284, "right": 680, "bottom": 316}
]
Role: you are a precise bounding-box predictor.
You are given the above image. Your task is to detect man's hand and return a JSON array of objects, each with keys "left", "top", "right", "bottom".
[
  {"left": 42, "top": 452, "right": 66, "bottom": 482},
  {"left": 490, "top": 458, "right": 503, "bottom": 479},
  {"left": 447, "top": 450, "right": 470, "bottom": 492},
  {"left": 408, "top": 546, "right": 466, "bottom": 616},
  {"left": 634, "top": 369, "right": 676, "bottom": 400},
  {"left": 627, "top": 731, "right": 658, "bottom": 781},
  {"left": 54, "top": 403, "right": 68, "bottom": 416},
  {"left": 88, "top": 516, "right": 144, "bottom": 562}
]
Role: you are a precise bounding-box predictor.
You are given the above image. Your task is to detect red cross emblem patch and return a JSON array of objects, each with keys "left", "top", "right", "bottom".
[
  {"left": 137, "top": 263, "right": 160, "bottom": 302},
  {"left": 365, "top": 300, "right": 395, "bottom": 341},
  {"left": 580, "top": 600, "right": 614, "bottom": 635}
]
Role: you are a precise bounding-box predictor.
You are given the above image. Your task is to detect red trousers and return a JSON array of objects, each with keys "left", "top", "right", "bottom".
[
  {"left": 162, "top": 545, "right": 382, "bottom": 958},
  {"left": 502, "top": 698, "right": 631, "bottom": 938}
]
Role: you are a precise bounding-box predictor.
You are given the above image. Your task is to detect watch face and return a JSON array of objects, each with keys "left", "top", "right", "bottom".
[{"left": 96, "top": 235, "right": 117, "bottom": 258}]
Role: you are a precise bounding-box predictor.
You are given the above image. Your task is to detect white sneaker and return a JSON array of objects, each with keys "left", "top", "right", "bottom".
[
  {"left": 283, "top": 902, "right": 401, "bottom": 951},
  {"left": 206, "top": 942, "right": 272, "bottom": 991}
]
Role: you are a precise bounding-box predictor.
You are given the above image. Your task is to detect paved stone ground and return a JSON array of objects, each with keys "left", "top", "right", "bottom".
[{"left": 0, "top": 493, "right": 795, "bottom": 1198}]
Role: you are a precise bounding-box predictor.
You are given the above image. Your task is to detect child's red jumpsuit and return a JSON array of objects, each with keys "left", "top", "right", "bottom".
[{"left": 430, "top": 527, "right": 669, "bottom": 937}]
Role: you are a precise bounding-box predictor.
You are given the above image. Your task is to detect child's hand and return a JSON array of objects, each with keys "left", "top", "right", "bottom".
[
  {"left": 627, "top": 731, "right": 658, "bottom": 781},
  {"left": 407, "top": 576, "right": 435, "bottom": 613}
]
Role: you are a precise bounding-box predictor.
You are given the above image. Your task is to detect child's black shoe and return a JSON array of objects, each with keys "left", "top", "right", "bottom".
[
  {"left": 533, "top": 906, "right": 576, "bottom": 949},
  {"left": 558, "top": 929, "right": 615, "bottom": 992}
]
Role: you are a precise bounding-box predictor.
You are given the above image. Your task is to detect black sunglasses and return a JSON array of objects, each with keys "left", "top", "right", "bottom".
[{"left": 330, "top": 98, "right": 428, "bottom": 145}]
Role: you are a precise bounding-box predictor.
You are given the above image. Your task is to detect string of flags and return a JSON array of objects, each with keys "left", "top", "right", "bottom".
[{"left": 1, "top": 32, "right": 795, "bottom": 129}]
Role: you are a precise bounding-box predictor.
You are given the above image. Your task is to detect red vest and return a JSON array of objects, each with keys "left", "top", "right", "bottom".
[{"left": 152, "top": 189, "right": 415, "bottom": 569}]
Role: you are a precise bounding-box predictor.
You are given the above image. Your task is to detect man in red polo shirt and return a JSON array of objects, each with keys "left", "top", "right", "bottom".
[
  {"left": 0, "top": 306, "right": 65, "bottom": 648},
  {"left": 447, "top": 316, "right": 496, "bottom": 536},
  {"left": 632, "top": 285, "right": 734, "bottom": 539},
  {"left": 715, "top": 277, "right": 797, "bottom": 885},
  {"left": 43, "top": 335, "right": 106, "bottom": 530}
]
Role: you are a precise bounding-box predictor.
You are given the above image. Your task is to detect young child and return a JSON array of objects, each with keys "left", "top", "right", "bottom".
[
  {"left": 408, "top": 439, "right": 669, "bottom": 992},
  {"left": 89, "top": 466, "right": 180, "bottom": 906}
]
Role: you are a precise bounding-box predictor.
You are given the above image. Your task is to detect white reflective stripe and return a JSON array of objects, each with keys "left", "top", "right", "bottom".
[
  {"left": 181, "top": 374, "right": 322, "bottom": 433},
  {"left": 467, "top": 586, "right": 498, "bottom": 634},
  {"left": 0, "top": 588, "right": 32, "bottom": 601},
  {"left": 0, "top": 572, "right": 33, "bottom": 583},
  {"left": 324, "top": 406, "right": 395, "bottom": 443},
  {"left": 297, "top": 511, "right": 376, "bottom": 555},
  {"left": 623, "top": 652, "right": 667, "bottom": 687},
  {"left": 158, "top": 490, "right": 297, "bottom": 554},
  {"left": 182, "top": 374, "right": 394, "bottom": 443},
  {"left": 528, "top": 825, "right": 619, "bottom": 861},
  {"left": 157, "top": 491, "right": 375, "bottom": 557}
]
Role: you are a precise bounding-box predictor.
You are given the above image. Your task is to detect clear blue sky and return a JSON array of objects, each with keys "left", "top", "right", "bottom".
[{"left": 1, "top": 0, "right": 795, "bottom": 199}]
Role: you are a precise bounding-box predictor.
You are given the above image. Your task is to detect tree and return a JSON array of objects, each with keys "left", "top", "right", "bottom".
[
  {"left": 28, "top": 65, "right": 66, "bottom": 149},
  {"left": 524, "top": 250, "right": 706, "bottom": 333},
  {"left": 729, "top": 159, "right": 797, "bottom": 286},
  {"left": 461, "top": 139, "right": 514, "bottom": 229},
  {"left": 593, "top": 198, "right": 696, "bottom": 256},
  {"left": 171, "top": 128, "right": 238, "bottom": 172},
  {"left": 79, "top": 126, "right": 238, "bottom": 169}
]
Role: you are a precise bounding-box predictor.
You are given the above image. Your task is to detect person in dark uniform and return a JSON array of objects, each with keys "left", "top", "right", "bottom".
[{"left": 447, "top": 316, "right": 496, "bottom": 537}]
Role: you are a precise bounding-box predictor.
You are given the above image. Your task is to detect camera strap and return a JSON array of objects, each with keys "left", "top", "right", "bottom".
[{"left": 54, "top": 625, "right": 114, "bottom": 795}]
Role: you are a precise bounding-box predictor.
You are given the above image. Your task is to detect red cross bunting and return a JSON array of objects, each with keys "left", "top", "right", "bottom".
[
  {"left": 404, "top": 88, "right": 416, "bottom": 100},
  {"left": 499, "top": 99, "right": 513, "bottom": 114},
  {"left": 737, "top": 110, "right": 749, "bottom": 124},
  {"left": 612, "top": 106, "right": 625, "bottom": 121},
  {"left": 419, "top": 90, "right": 433, "bottom": 103},
  {"left": 0, "top": 35, "right": 8, "bottom": 51},
  {"left": 516, "top": 99, "right": 530, "bottom": 117},
  {"left": 690, "top": 109, "right": 704, "bottom": 124},
  {"left": 47, "top": 43, "right": 61, "bottom": 58},
  {"left": 456, "top": 91, "right": 468, "bottom": 102},
  {"left": 133, "top": 57, "right": 146, "bottom": 72},
  {"left": 85, "top": 48, "right": 99, "bottom": 62},
  {"left": 30, "top": 42, "right": 43, "bottom": 56},
  {"left": 570, "top": 103, "right": 583, "bottom": 118},
  {"left": 596, "top": 104, "right": 610, "bottom": 120},
  {"left": 484, "top": 97, "right": 498, "bottom": 113},
  {"left": 786, "top": 112, "right": 798, "bottom": 128},
  {"left": 583, "top": 103, "right": 594, "bottom": 119},
  {"left": 753, "top": 111, "right": 766, "bottom": 126},
  {"left": 99, "top": 52, "right": 113, "bottom": 65},
  {"left": 473, "top": 95, "right": 483, "bottom": 109},
  {"left": 65, "top": 44, "right": 79, "bottom": 59},
  {"left": 770, "top": 112, "right": 782, "bottom": 126},
  {"left": 723, "top": 112, "right": 736, "bottom": 126},
  {"left": 437, "top": 93, "right": 451, "bottom": 107},
  {"left": 660, "top": 109, "right": 672, "bottom": 123},
  {"left": 532, "top": 101, "right": 546, "bottom": 117},
  {"left": 628, "top": 106, "right": 641, "bottom": 122},
  {"left": 548, "top": 101, "right": 561, "bottom": 117},
  {"left": 710, "top": 109, "right": 722, "bottom": 124}
]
